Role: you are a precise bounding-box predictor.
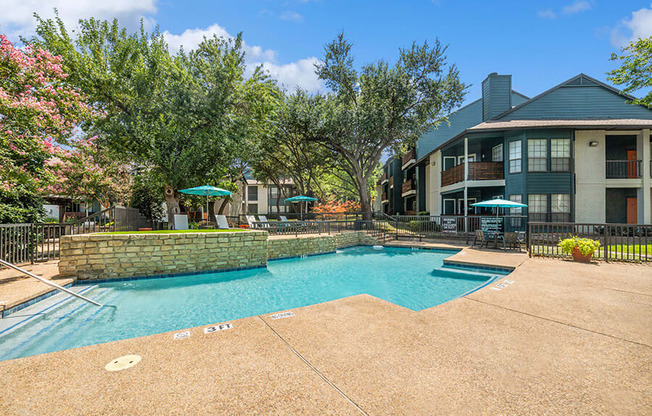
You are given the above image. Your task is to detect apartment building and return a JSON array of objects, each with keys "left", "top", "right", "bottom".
[{"left": 378, "top": 73, "right": 652, "bottom": 224}]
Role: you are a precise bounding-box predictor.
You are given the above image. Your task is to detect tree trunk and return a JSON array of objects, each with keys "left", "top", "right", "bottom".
[
  {"left": 164, "top": 184, "right": 181, "bottom": 229},
  {"left": 354, "top": 170, "right": 373, "bottom": 221},
  {"left": 218, "top": 199, "right": 229, "bottom": 215}
]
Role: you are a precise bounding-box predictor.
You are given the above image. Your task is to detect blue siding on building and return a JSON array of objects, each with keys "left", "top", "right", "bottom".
[
  {"left": 416, "top": 91, "right": 528, "bottom": 160},
  {"left": 498, "top": 85, "right": 652, "bottom": 120},
  {"left": 482, "top": 74, "right": 512, "bottom": 121}
]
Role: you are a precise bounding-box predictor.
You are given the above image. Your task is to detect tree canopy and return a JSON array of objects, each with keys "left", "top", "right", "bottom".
[
  {"left": 33, "top": 15, "right": 281, "bottom": 225},
  {"left": 305, "top": 33, "right": 466, "bottom": 218},
  {"left": 608, "top": 35, "right": 652, "bottom": 108}
]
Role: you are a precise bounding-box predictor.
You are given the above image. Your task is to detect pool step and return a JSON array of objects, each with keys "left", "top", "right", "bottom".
[{"left": 432, "top": 266, "right": 503, "bottom": 281}]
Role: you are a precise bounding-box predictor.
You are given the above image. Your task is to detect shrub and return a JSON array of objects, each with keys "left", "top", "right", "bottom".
[{"left": 558, "top": 236, "right": 601, "bottom": 256}]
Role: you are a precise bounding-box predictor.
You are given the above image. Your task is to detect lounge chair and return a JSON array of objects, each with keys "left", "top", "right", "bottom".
[
  {"left": 215, "top": 215, "right": 230, "bottom": 229},
  {"left": 279, "top": 215, "right": 288, "bottom": 222},
  {"left": 174, "top": 214, "right": 189, "bottom": 230},
  {"left": 258, "top": 215, "right": 269, "bottom": 223},
  {"left": 245, "top": 215, "right": 257, "bottom": 228}
]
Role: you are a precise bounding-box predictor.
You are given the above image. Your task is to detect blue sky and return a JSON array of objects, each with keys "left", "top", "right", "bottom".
[{"left": 2, "top": 1, "right": 651, "bottom": 103}]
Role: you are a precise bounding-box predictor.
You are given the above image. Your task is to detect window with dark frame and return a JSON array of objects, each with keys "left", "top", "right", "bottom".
[
  {"left": 551, "top": 139, "right": 571, "bottom": 172},
  {"left": 492, "top": 143, "right": 503, "bottom": 162},
  {"left": 508, "top": 140, "right": 522, "bottom": 173},
  {"left": 528, "top": 194, "right": 548, "bottom": 222},
  {"left": 248, "top": 185, "right": 258, "bottom": 201},
  {"left": 528, "top": 139, "right": 547, "bottom": 172},
  {"left": 551, "top": 193, "right": 571, "bottom": 222},
  {"left": 509, "top": 194, "right": 523, "bottom": 227}
]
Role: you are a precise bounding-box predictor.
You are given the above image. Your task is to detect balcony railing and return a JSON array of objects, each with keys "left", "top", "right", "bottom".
[
  {"left": 401, "top": 148, "right": 416, "bottom": 168},
  {"left": 381, "top": 192, "right": 388, "bottom": 201},
  {"left": 441, "top": 162, "right": 504, "bottom": 187},
  {"left": 389, "top": 176, "right": 394, "bottom": 187},
  {"left": 606, "top": 160, "right": 642, "bottom": 179},
  {"left": 402, "top": 179, "right": 416, "bottom": 194}
]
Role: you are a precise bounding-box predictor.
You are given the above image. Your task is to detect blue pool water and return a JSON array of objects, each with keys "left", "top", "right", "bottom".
[{"left": 0, "top": 246, "right": 502, "bottom": 360}]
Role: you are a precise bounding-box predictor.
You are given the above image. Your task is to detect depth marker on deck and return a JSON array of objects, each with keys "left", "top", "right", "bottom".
[
  {"left": 173, "top": 330, "right": 190, "bottom": 340},
  {"left": 270, "top": 311, "right": 295, "bottom": 320},
  {"left": 204, "top": 323, "right": 233, "bottom": 333}
]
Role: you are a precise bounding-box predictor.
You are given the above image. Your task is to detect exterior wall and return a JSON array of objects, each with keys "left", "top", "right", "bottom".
[
  {"left": 59, "top": 231, "right": 377, "bottom": 280},
  {"left": 482, "top": 73, "right": 512, "bottom": 121},
  {"left": 575, "top": 130, "right": 607, "bottom": 222},
  {"left": 59, "top": 231, "right": 268, "bottom": 280},
  {"left": 427, "top": 151, "right": 442, "bottom": 215}
]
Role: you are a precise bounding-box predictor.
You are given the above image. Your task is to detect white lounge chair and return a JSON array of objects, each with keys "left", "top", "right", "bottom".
[
  {"left": 215, "top": 215, "right": 230, "bottom": 229},
  {"left": 174, "top": 214, "right": 189, "bottom": 230},
  {"left": 245, "top": 215, "right": 257, "bottom": 228},
  {"left": 279, "top": 215, "right": 288, "bottom": 222},
  {"left": 258, "top": 215, "right": 269, "bottom": 223}
]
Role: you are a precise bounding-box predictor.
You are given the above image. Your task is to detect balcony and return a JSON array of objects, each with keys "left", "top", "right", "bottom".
[
  {"left": 441, "top": 162, "right": 504, "bottom": 187},
  {"left": 389, "top": 176, "right": 394, "bottom": 188},
  {"left": 401, "top": 148, "right": 416, "bottom": 170},
  {"left": 606, "top": 160, "right": 642, "bottom": 179},
  {"left": 381, "top": 192, "right": 388, "bottom": 204},
  {"left": 377, "top": 172, "right": 388, "bottom": 185},
  {"left": 401, "top": 179, "right": 416, "bottom": 197}
]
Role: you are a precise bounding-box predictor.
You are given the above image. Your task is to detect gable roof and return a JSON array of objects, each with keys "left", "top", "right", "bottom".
[{"left": 493, "top": 74, "right": 652, "bottom": 121}]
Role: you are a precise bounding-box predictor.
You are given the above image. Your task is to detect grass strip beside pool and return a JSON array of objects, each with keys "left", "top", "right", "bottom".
[{"left": 100, "top": 229, "right": 247, "bottom": 235}]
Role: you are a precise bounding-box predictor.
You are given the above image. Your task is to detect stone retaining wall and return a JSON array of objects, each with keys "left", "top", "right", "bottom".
[
  {"left": 267, "top": 231, "right": 377, "bottom": 259},
  {"left": 59, "top": 231, "right": 268, "bottom": 280},
  {"left": 59, "top": 231, "right": 378, "bottom": 280}
]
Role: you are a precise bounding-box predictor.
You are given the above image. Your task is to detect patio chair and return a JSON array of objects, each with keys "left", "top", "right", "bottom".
[
  {"left": 501, "top": 232, "right": 521, "bottom": 251},
  {"left": 258, "top": 215, "right": 269, "bottom": 223},
  {"left": 472, "top": 230, "right": 488, "bottom": 248},
  {"left": 279, "top": 215, "right": 288, "bottom": 222},
  {"left": 174, "top": 214, "right": 189, "bottom": 230},
  {"left": 215, "top": 215, "right": 230, "bottom": 230}
]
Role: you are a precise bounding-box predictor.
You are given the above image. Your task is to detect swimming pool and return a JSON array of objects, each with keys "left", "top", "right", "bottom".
[{"left": 0, "top": 246, "right": 504, "bottom": 360}]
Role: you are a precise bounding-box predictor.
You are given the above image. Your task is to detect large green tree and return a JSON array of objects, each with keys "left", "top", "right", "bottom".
[
  {"left": 311, "top": 34, "right": 466, "bottom": 219},
  {"left": 33, "top": 16, "right": 280, "bottom": 226},
  {"left": 608, "top": 35, "right": 652, "bottom": 108}
]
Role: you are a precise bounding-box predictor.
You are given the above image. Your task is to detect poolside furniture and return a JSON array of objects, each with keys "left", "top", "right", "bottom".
[
  {"left": 215, "top": 215, "right": 230, "bottom": 229},
  {"left": 245, "top": 215, "right": 258, "bottom": 228},
  {"left": 279, "top": 215, "right": 288, "bottom": 222},
  {"left": 258, "top": 215, "right": 269, "bottom": 223},
  {"left": 500, "top": 232, "right": 521, "bottom": 251},
  {"left": 472, "top": 230, "right": 488, "bottom": 248},
  {"left": 174, "top": 214, "right": 189, "bottom": 230}
]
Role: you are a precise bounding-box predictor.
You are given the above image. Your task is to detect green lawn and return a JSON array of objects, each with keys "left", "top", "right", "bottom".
[{"left": 100, "top": 229, "right": 246, "bottom": 235}]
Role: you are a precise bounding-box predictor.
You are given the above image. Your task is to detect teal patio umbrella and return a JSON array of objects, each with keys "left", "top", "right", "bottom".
[
  {"left": 179, "top": 185, "right": 232, "bottom": 224},
  {"left": 471, "top": 198, "right": 527, "bottom": 221},
  {"left": 285, "top": 195, "right": 318, "bottom": 220}
]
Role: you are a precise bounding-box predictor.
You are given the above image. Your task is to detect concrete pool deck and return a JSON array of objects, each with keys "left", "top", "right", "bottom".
[{"left": 0, "top": 256, "right": 650, "bottom": 415}]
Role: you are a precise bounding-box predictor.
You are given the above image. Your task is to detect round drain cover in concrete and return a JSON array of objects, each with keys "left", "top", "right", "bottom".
[{"left": 105, "top": 355, "right": 141, "bottom": 372}]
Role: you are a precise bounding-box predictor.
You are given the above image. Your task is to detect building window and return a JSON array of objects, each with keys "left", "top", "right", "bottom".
[
  {"left": 528, "top": 139, "right": 547, "bottom": 172},
  {"left": 248, "top": 185, "right": 258, "bottom": 201},
  {"left": 509, "top": 194, "right": 523, "bottom": 228},
  {"left": 528, "top": 194, "right": 548, "bottom": 222},
  {"left": 508, "top": 140, "right": 522, "bottom": 173},
  {"left": 247, "top": 203, "right": 258, "bottom": 214},
  {"left": 551, "top": 194, "right": 571, "bottom": 222},
  {"left": 551, "top": 139, "right": 571, "bottom": 172},
  {"left": 269, "top": 186, "right": 278, "bottom": 199},
  {"left": 492, "top": 144, "right": 503, "bottom": 162}
]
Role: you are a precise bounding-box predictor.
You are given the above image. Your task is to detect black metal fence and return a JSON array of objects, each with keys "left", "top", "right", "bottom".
[
  {"left": 389, "top": 215, "right": 528, "bottom": 241},
  {"left": 528, "top": 222, "right": 652, "bottom": 262},
  {"left": 0, "top": 206, "right": 151, "bottom": 266},
  {"left": 250, "top": 219, "right": 392, "bottom": 241}
]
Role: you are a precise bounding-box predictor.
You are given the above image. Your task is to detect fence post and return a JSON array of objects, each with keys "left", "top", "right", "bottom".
[
  {"left": 604, "top": 225, "right": 610, "bottom": 263},
  {"left": 527, "top": 222, "right": 531, "bottom": 257},
  {"left": 29, "top": 223, "right": 35, "bottom": 264}
]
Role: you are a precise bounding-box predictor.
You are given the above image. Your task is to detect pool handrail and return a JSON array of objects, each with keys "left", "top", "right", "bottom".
[{"left": 0, "top": 259, "right": 103, "bottom": 307}]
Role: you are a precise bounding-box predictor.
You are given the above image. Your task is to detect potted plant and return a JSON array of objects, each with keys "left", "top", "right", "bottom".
[{"left": 558, "top": 236, "right": 601, "bottom": 262}]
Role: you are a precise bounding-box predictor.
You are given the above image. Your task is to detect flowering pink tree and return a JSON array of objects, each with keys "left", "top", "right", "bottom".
[
  {"left": 46, "top": 136, "right": 133, "bottom": 209},
  {"left": 0, "top": 34, "right": 95, "bottom": 194}
]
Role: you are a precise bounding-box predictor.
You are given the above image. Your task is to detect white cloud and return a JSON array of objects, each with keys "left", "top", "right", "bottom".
[
  {"left": 163, "top": 24, "right": 321, "bottom": 93},
  {"left": 561, "top": 0, "right": 591, "bottom": 15},
  {"left": 280, "top": 11, "right": 303, "bottom": 22},
  {"left": 537, "top": 0, "right": 591, "bottom": 19},
  {"left": 0, "top": 0, "right": 157, "bottom": 40},
  {"left": 538, "top": 9, "right": 557, "bottom": 19},
  {"left": 256, "top": 58, "right": 323, "bottom": 93},
  {"left": 611, "top": 4, "right": 652, "bottom": 47}
]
